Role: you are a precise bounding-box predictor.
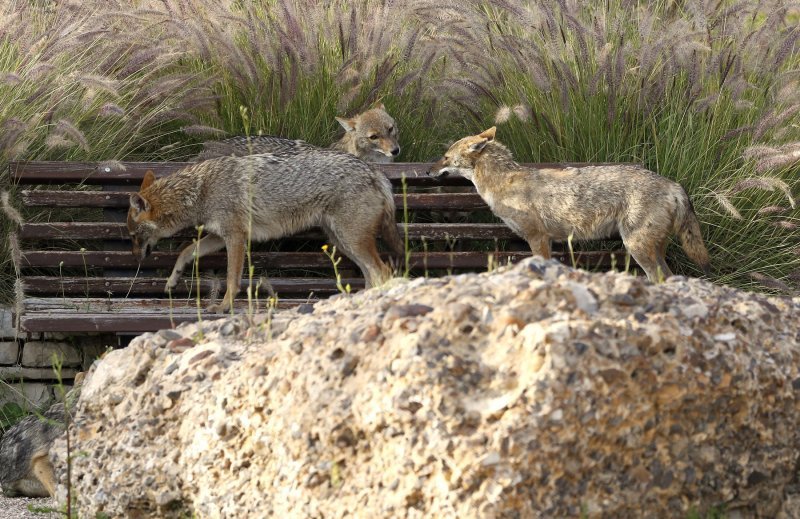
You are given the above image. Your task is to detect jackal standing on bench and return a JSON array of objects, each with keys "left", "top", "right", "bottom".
[
  {"left": 127, "top": 149, "right": 403, "bottom": 312},
  {"left": 428, "top": 127, "right": 711, "bottom": 281},
  {"left": 194, "top": 103, "right": 400, "bottom": 163}
]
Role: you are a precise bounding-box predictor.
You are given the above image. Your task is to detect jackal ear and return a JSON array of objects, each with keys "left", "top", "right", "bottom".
[
  {"left": 336, "top": 116, "right": 356, "bottom": 132},
  {"left": 141, "top": 169, "right": 156, "bottom": 190},
  {"left": 478, "top": 127, "right": 496, "bottom": 141},
  {"left": 129, "top": 193, "right": 150, "bottom": 214},
  {"left": 469, "top": 138, "right": 490, "bottom": 153},
  {"left": 373, "top": 101, "right": 386, "bottom": 111}
]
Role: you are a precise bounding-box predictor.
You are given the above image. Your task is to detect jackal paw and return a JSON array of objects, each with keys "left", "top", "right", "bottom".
[
  {"left": 207, "top": 301, "right": 232, "bottom": 314},
  {"left": 164, "top": 274, "right": 181, "bottom": 293}
]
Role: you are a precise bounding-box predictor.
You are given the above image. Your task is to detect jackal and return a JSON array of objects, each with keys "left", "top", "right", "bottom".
[
  {"left": 0, "top": 377, "right": 83, "bottom": 497},
  {"left": 0, "top": 404, "right": 62, "bottom": 497},
  {"left": 193, "top": 103, "right": 400, "bottom": 163},
  {"left": 128, "top": 150, "right": 403, "bottom": 312},
  {"left": 428, "top": 127, "right": 711, "bottom": 281}
]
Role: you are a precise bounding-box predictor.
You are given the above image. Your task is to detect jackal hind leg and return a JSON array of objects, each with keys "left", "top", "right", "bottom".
[
  {"left": 656, "top": 238, "right": 673, "bottom": 279},
  {"left": 323, "top": 218, "right": 389, "bottom": 289},
  {"left": 622, "top": 232, "right": 663, "bottom": 282},
  {"left": 166, "top": 234, "right": 226, "bottom": 292}
]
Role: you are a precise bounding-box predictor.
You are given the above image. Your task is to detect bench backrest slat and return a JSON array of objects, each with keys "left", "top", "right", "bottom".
[
  {"left": 19, "top": 222, "right": 518, "bottom": 241},
  {"left": 21, "top": 250, "right": 542, "bottom": 269},
  {"left": 21, "top": 190, "right": 489, "bottom": 210},
  {"left": 10, "top": 161, "right": 634, "bottom": 185}
]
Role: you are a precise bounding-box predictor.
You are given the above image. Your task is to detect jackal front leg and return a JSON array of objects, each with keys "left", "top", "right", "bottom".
[
  {"left": 165, "top": 235, "right": 226, "bottom": 292},
  {"left": 208, "top": 232, "right": 245, "bottom": 313}
]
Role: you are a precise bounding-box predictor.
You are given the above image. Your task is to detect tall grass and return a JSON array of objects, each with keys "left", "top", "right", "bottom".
[
  {"left": 1, "top": 0, "right": 799, "bottom": 301},
  {"left": 454, "top": 0, "right": 800, "bottom": 289}
]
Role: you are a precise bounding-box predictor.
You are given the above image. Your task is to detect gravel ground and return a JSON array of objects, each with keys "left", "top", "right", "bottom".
[{"left": 0, "top": 496, "right": 59, "bottom": 518}]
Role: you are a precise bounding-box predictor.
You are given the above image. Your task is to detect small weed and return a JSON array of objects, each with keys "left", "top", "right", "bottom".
[
  {"left": 322, "top": 245, "right": 351, "bottom": 294},
  {"left": 242, "top": 105, "right": 257, "bottom": 322},
  {"left": 193, "top": 225, "right": 205, "bottom": 340},
  {"left": 401, "top": 174, "right": 411, "bottom": 278},
  {"left": 330, "top": 460, "right": 343, "bottom": 487},
  {"left": 51, "top": 354, "right": 74, "bottom": 519},
  {"left": 444, "top": 234, "right": 458, "bottom": 277},
  {"left": 79, "top": 247, "right": 89, "bottom": 308},
  {"left": 58, "top": 261, "right": 65, "bottom": 304},
  {"left": 421, "top": 237, "right": 429, "bottom": 277},
  {"left": 567, "top": 232, "right": 577, "bottom": 269},
  {"left": 167, "top": 286, "right": 175, "bottom": 329}
]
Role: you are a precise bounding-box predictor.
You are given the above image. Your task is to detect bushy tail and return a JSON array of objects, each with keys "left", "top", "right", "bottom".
[
  {"left": 677, "top": 196, "right": 711, "bottom": 276},
  {"left": 379, "top": 181, "right": 404, "bottom": 257}
]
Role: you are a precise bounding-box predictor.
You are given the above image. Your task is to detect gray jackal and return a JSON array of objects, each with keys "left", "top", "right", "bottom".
[
  {"left": 128, "top": 149, "right": 403, "bottom": 312},
  {"left": 428, "top": 127, "right": 711, "bottom": 281},
  {"left": 193, "top": 104, "right": 400, "bottom": 163}
]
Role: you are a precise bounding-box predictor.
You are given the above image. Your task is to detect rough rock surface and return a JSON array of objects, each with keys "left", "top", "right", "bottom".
[{"left": 52, "top": 259, "right": 800, "bottom": 518}]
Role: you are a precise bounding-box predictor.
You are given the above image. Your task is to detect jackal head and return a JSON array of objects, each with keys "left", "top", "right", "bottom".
[
  {"left": 127, "top": 170, "right": 159, "bottom": 261},
  {"left": 336, "top": 102, "right": 400, "bottom": 161},
  {"left": 428, "top": 127, "right": 496, "bottom": 179}
]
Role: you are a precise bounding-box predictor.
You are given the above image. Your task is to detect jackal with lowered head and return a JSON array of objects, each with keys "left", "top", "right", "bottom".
[
  {"left": 193, "top": 103, "right": 400, "bottom": 163},
  {"left": 128, "top": 149, "right": 403, "bottom": 312},
  {"left": 428, "top": 127, "right": 711, "bottom": 281}
]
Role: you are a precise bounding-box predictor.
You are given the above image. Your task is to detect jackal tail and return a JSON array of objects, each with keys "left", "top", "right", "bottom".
[
  {"left": 380, "top": 184, "right": 404, "bottom": 258},
  {"left": 677, "top": 197, "right": 711, "bottom": 275}
]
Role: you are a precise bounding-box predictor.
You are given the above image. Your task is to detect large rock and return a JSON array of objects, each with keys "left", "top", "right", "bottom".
[{"left": 52, "top": 259, "right": 800, "bottom": 518}]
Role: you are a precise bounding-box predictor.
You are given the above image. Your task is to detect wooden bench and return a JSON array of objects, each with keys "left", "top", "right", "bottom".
[{"left": 11, "top": 161, "right": 630, "bottom": 334}]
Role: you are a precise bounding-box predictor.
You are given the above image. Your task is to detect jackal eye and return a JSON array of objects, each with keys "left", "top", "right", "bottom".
[
  {"left": 388, "top": 126, "right": 394, "bottom": 134},
  {"left": 369, "top": 134, "right": 379, "bottom": 140}
]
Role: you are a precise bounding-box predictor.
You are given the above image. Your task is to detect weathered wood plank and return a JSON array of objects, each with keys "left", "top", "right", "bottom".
[
  {"left": 23, "top": 276, "right": 363, "bottom": 297},
  {"left": 18, "top": 314, "right": 215, "bottom": 333},
  {"left": 10, "top": 161, "right": 189, "bottom": 185},
  {"left": 19, "top": 298, "right": 309, "bottom": 333},
  {"left": 10, "top": 161, "right": 635, "bottom": 186},
  {"left": 20, "top": 250, "right": 539, "bottom": 269},
  {"left": 22, "top": 190, "right": 490, "bottom": 210},
  {"left": 23, "top": 297, "right": 298, "bottom": 312},
  {"left": 19, "top": 222, "right": 516, "bottom": 241},
  {"left": 20, "top": 250, "right": 626, "bottom": 273},
  {"left": 10, "top": 161, "right": 464, "bottom": 186}
]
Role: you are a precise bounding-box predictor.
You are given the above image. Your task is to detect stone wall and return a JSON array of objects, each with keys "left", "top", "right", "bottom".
[{"left": 0, "top": 307, "right": 115, "bottom": 409}]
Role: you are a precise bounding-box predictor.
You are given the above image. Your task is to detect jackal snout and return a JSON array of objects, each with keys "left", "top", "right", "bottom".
[
  {"left": 427, "top": 158, "right": 448, "bottom": 178},
  {"left": 428, "top": 127, "right": 496, "bottom": 179},
  {"left": 127, "top": 170, "right": 159, "bottom": 262}
]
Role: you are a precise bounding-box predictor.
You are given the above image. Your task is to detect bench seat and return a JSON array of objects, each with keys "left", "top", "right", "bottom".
[{"left": 10, "top": 160, "right": 633, "bottom": 333}]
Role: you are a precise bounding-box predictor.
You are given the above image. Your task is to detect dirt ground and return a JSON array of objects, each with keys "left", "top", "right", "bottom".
[{"left": 0, "top": 496, "right": 59, "bottom": 518}]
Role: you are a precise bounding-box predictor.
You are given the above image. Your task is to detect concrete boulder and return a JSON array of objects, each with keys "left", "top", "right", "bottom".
[{"left": 52, "top": 259, "right": 800, "bottom": 517}]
